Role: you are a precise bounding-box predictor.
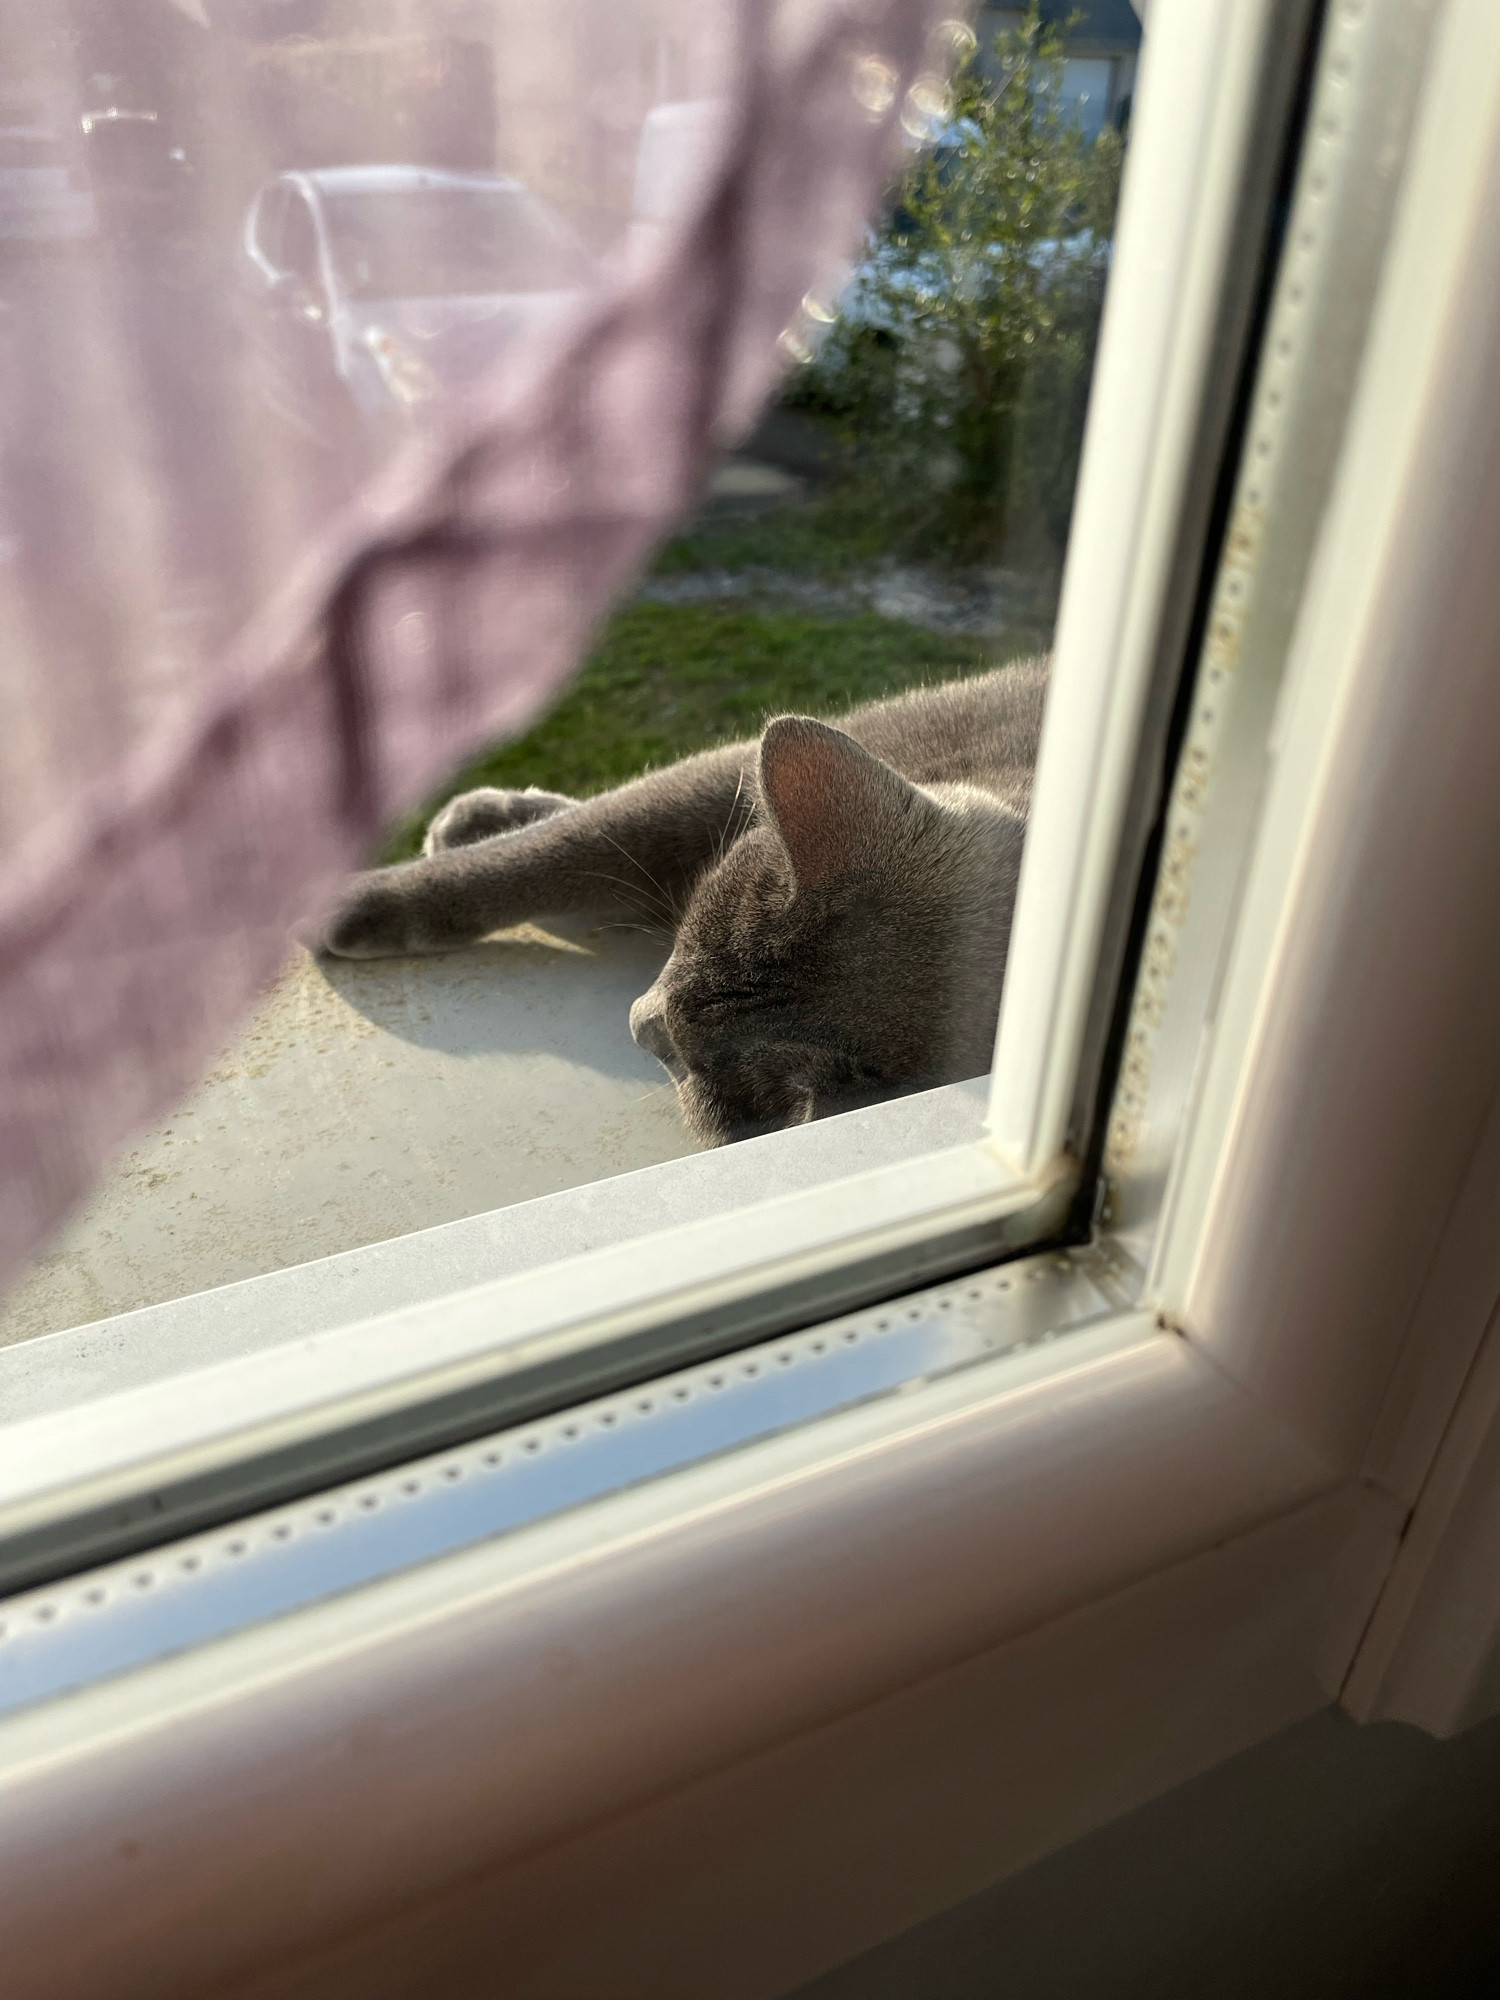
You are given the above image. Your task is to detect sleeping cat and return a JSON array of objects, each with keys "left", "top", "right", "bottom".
[{"left": 320, "top": 657, "right": 1049, "bottom": 1144}]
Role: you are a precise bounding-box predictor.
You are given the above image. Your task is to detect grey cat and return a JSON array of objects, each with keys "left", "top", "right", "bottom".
[{"left": 321, "top": 657, "right": 1048, "bottom": 1144}]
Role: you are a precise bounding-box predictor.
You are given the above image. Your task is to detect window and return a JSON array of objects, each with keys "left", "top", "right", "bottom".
[
  {"left": 0, "top": 0, "right": 1271, "bottom": 1604},
  {"left": 0, "top": 0, "right": 1331, "bottom": 1632},
  {"left": 5, "top": 4, "right": 1131, "bottom": 1349},
  {"left": 10, "top": 2, "right": 1500, "bottom": 1991}
]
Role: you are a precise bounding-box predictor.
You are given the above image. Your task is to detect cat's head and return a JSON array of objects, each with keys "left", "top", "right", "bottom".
[{"left": 629, "top": 715, "right": 1024, "bottom": 1145}]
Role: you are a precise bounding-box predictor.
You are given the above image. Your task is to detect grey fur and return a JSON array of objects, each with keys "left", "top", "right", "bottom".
[{"left": 321, "top": 657, "right": 1048, "bottom": 1143}]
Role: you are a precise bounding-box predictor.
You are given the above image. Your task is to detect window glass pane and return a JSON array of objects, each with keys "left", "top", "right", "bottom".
[{"left": 0, "top": 2, "right": 1136, "bottom": 1350}]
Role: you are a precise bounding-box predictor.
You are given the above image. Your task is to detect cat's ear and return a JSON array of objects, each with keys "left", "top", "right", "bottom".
[{"left": 757, "top": 717, "right": 934, "bottom": 891}]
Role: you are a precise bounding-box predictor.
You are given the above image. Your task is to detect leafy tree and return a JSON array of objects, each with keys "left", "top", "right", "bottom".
[{"left": 791, "top": 7, "right": 1123, "bottom": 564}]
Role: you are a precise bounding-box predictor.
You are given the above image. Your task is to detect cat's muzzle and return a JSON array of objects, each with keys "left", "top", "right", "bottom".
[{"left": 629, "top": 990, "right": 683, "bottom": 1078}]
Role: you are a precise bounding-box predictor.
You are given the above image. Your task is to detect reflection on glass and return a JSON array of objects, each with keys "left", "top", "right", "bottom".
[
  {"left": 243, "top": 170, "right": 599, "bottom": 419},
  {"left": 319, "top": 179, "right": 596, "bottom": 301}
]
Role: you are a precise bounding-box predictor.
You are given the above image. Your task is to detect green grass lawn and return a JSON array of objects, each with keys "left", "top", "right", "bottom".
[
  {"left": 648, "top": 493, "right": 894, "bottom": 578},
  {"left": 385, "top": 597, "right": 1045, "bottom": 860}
]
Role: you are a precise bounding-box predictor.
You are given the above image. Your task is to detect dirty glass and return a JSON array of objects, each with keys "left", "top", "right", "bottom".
[{"left": 0, "top": 0, "right": 1138, "bottom": 1349}]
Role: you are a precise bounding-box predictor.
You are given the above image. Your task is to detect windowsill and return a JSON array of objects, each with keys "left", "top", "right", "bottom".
[
  {"left": 1, "top": 925, "right": 697, "bottom": 1351},
  {"left": 0, "top": 1052, "right": 992, "bottom": 1427}
]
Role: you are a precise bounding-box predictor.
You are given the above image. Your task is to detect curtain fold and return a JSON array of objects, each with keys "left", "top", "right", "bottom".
[{"left": 0, "top": 0, "right": 946, "bottom": 1291}]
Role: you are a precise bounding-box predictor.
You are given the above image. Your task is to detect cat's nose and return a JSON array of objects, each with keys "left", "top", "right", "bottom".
[{"left": 630, "top": 991, "right": 680, "bottom": 1073}]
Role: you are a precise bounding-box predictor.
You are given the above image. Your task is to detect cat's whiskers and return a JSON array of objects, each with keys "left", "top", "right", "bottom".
[
  {"left": 576, "top": 868, "right": 677, "bottom": 929},
  {"left": 710, "top": 768, "right": 751, "bottom": 871},
  {"left": 595, "top": 830, "right": 682, "bottom": 924}
]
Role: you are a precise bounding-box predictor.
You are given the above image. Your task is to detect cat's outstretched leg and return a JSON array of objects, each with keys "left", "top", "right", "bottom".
[
  {"left": 423, "top": 786, "right": 575, "bottom": 855},
  {"left": 320, "top": 743, "right": 756, "bottom": 959}
]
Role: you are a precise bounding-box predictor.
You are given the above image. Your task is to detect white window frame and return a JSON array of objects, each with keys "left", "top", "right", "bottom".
[
  {"left": 8, "top": 3, "right": 1500, "bottom": 1993},
  {"left": 0, "top": 0, "right": 1267, "bottom": 1578}
]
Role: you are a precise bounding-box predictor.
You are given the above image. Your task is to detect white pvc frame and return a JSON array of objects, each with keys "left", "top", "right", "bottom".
[
  {"left": 0, "top": 0, "right": 1275, "bottom": 1546},
  {"left": 989, "top": 0, "right": 1274, "bottom": 1176}
]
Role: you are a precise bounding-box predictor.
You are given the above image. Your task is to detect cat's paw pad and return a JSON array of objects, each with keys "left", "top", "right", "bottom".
[
  {"left": 423, "top": 787, "right": 573, "bottom": 855},
  {"left": 320, "top": 877, "right": 413, "bottom": 959}
]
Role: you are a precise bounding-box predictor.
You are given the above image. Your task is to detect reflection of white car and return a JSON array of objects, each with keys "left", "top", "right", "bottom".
[{"left": 242, "top": 166, "right": 597, "bottom": 419}]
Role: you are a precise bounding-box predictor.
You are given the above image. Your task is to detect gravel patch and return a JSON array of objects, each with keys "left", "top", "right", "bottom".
[{"left": 637, "top": 562, "right": 1054, "bottom": 641}]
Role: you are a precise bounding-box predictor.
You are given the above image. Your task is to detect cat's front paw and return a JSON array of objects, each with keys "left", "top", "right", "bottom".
[
  {"left": 423, "top": 786, "right": 573, "bottom": 855},
  {"left": 320, "top": 874, "right": 415, "bottom": 958}
]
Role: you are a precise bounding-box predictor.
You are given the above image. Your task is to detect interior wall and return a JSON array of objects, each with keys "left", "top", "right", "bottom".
[{"left": 791, "top": 1705, "right": 1500, "bottom": 2000}]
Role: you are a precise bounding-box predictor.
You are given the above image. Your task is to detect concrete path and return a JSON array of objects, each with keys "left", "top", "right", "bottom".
[{"left": 1, "top": 922, "right": 697, "bottom": 1347}]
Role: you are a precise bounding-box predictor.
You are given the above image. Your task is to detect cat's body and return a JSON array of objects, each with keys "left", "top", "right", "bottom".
[{"left": 322, "top": 657, "right": 1049, "bottom": 1143}]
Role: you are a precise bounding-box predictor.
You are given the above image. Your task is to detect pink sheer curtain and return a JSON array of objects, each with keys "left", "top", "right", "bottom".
[{"left": 0, "top": 0, "right": 949, "bottom": 1293}]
